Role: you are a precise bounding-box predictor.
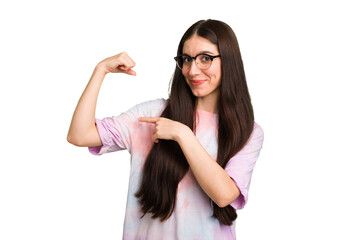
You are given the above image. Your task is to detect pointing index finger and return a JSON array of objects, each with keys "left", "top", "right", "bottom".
[{"left": 138, "top": 117, "right": 159, "bottom": 123}]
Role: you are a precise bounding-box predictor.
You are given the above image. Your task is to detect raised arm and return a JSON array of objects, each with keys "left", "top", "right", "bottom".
[{"left": 67, "top": 52, "right": 136, "bottom": 147}]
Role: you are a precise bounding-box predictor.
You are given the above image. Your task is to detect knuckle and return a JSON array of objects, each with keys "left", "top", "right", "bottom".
[{"left": 118, "top": 53, "right": 127, "bottom": 60}]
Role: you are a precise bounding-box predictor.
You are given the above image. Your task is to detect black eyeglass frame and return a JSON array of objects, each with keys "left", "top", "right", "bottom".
[{"left": 174, "top": 53, "right": 221, "bottom": 70}]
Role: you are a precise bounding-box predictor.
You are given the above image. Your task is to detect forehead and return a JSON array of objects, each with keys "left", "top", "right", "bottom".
[{"left": 182, "top": 35, "right": 219, "bottom": 55}]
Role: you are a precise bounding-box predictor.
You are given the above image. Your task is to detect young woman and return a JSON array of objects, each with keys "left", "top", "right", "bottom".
[{"left": 67, "top": 19, "right": 264, "bottom": 240}]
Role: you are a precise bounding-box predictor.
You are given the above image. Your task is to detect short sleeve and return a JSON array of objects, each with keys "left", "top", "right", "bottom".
[
  {"left": 88, "top": 98, "right": 167, "bottom": 156},
  {"left": 225, "top": 123, "right": 264, "bottom": 210},
  {"left": 88, "top": 108, "right": 138, "bottom": 155}
]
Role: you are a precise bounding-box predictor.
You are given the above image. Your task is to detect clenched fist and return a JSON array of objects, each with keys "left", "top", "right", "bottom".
[{"left": 97, "top": 52, "right": 136, "bottom": 75}]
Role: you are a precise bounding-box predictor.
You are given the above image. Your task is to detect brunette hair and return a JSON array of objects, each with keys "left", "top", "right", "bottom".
[{"left": 135, "top": 19, "right": 254, "bottom": 226}]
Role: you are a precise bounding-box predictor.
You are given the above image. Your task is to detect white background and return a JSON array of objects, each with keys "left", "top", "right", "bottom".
[{"left": 1, "top": 0, "right": 359, "bottom": 239}]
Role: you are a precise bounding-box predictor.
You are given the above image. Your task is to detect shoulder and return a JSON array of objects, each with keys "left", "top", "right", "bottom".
[
  {"left": 252, "top": 122, "right": 264, "bottom": 141},
  {"left": 125, "top": 98, "right": 168, "bottom": 119},
  {"left": 235, "top": 122, "right": 264, "bottom": 155},
  {"left": 135, "top": 98, "right": 167, "bottom": 112},
  {"left": 247, "top": 122, "right": 264, "bottom": 147}
]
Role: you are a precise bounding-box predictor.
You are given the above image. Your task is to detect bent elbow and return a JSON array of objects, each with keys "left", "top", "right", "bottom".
[
  {"left": 214, "top": 190, "right": 240, "bottom": 208},
  {"left": 67, "top": 134, "right": 76, "bottom": 145},
  {"left": 67, "top": 134, "right": 82, "bottom": 147},
  {"left": 216, "top": 199, "right": 232, "bottom": 208}
]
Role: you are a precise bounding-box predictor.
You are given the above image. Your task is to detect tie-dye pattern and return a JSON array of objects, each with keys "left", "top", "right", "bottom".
[{"left": 89, "top": 99, "right": 264, "bottom": 240}]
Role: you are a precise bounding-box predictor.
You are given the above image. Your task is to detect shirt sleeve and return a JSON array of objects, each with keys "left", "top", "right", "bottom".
[
  {"left": 225, "top": 123, "right": 264, "bottom": 210},
  {"left": 88, "top": 107, "right": 139, "bottom": 155},
  {"left": 88, "top": 98, "right": 167, "bottom": 156}
]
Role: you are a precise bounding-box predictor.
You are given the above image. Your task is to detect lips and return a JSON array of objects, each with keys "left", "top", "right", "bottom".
[{"left": 190, "top": 80, "right": 207, "bottom": 86}]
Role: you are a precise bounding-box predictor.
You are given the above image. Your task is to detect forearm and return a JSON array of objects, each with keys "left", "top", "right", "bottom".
[
  {"left": 67, "top": 65, "right": 106, "bottom": 144},
  {"left": 176, "top": 129, "right": 240, "bottom": 207}
]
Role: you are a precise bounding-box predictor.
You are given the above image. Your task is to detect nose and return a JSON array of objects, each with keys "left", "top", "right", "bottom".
[{"left": 188, "top": 59, "right": 201, "bottom": 76}]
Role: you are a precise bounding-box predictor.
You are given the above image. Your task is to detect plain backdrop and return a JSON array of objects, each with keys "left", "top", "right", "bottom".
[{"left": 1, "top": 0, "right": 359, "bottom": 239}]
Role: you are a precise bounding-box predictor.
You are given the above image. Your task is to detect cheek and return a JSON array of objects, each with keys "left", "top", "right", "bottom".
[
  {"left": 216, "top": 64, "right": 222, "bottom": 79},
  {"left": 214, "top": 66, "right": 222, "bottom": 85},
  {"left": 216, "top": 72, "right": 221, "bottom": 84},
  {"left": 209, "top": 68, "right": 221, "bottom": 85},
  {"left": 182, "top": 70, "right": 187, "bottom": 79},
  {"left": 182, "top": 71, "right": 191, "bottom": 85},
  {"left": 182, "top": 69, "right": 187, "bottom": 79}
]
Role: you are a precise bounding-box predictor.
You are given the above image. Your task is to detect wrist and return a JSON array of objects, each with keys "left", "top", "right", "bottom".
[
  {"left": 176, "top": 125, "right": 193, "bottom": 144},
  {"left": 95, "top": 62, "right": 110, "bottom": 75},
  {"left": 89, "top": 65, "right": 107, "bottom": 84}
]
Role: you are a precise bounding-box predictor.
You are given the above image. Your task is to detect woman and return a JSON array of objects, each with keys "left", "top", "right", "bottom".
[{"left": 67, "top": 19, "right": 264, "bottom": 240}]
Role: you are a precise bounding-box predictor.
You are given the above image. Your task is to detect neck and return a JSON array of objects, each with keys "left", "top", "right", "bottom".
[{"left": 196, "top": 94, "right": 219, "bottom": 114}]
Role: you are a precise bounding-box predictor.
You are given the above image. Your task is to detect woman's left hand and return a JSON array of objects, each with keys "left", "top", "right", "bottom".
[{"left": 138, "top": 117, "right": 190, "bottom": 143}]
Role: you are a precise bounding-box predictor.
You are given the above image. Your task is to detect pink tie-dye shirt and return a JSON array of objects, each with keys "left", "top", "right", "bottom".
[{"left": 89, "top": 98, "right": 264, "bottom": 240}]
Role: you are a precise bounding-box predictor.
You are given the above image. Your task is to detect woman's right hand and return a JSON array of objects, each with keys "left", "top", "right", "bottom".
[{"left": 97, "top": 52, "right": 136, "bottom": 75}]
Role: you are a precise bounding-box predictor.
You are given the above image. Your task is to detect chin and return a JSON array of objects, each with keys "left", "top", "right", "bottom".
[{"left": 191, "top": 90, "right": 205, "bottom": 97}]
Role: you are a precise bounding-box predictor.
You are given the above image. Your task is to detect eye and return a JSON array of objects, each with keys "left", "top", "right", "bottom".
[
  {"left": 200, "top": 55, "right": 211, "bottom": 63},
  {"left": 182, "top": 56, "right": 192, "bottom": 63}
]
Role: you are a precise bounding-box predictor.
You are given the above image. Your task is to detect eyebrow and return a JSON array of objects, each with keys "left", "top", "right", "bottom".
[{"left": 182, "top": 50, "right": 217, "bottom": 56}]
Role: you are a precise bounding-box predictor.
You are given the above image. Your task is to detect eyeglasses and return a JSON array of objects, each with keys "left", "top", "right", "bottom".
[{"left": 174, "top": 53, "right": 221, "bottom": 70}]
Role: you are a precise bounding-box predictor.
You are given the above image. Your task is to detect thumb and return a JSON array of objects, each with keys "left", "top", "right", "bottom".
[{"left": 125, "top": 69, "right": 136, "bottom": 76}]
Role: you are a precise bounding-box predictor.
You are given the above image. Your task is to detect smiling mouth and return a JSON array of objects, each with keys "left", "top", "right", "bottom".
[{"left": 190, "top": 80, "right": 207, "bottom": 86}]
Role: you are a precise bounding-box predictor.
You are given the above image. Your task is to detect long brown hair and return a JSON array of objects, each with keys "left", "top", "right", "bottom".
[{"left": 135, "top": 19, "right": 254, "bottom": 226}]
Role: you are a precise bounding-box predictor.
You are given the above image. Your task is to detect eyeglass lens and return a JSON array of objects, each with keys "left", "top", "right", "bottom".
[{"left": 177, "top": 54, "right": 213, "bottom": 70}]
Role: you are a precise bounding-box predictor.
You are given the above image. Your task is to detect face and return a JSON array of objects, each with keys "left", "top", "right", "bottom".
[{"left": 182, "top": 35, "right": 221, "bottom": 103}]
